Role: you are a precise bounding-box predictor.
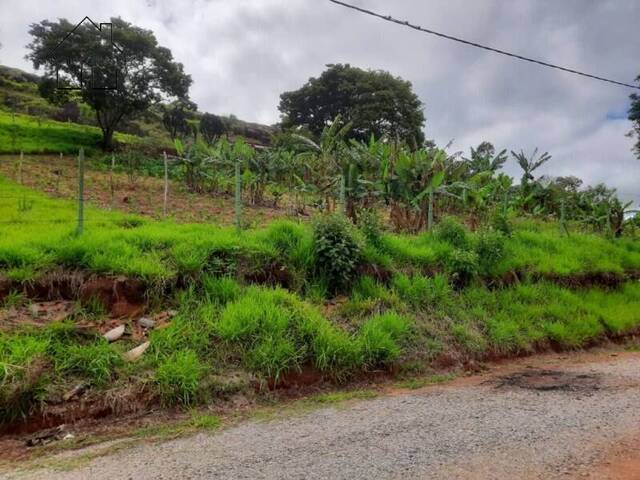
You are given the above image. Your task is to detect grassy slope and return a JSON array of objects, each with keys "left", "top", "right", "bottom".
[
  {"left": 1, "top": 177, "right": 640, "bottom": 420},
  {"left": 0, "top": 111, "right": 144, "bottom": 155}
]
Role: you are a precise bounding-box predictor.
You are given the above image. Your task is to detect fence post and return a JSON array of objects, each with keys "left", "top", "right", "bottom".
[
  {"left": 76, "top": 148, "right": 85, "bottom": 236},
  {"left": 235, "top": 157, "right": 242, "bottom": 231},
  {"left": 163, "top": 151, "right": 169, "bottom": 217},
  {"left": 339, "top": 173, "right": 346, "bottom": 215},
  {"left": 110, "top": 153, "right": 115, "bottom": 210},
  {"left": 427, "top": 190, "right": 434, "bottom": 231},
  {"left": 18, "top": 151, "right": 23, "bottom": 185}
]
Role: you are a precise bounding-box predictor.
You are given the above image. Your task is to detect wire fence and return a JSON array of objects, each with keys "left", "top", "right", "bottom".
[{"left": 0, "top": 149, "right": 247, "bottom": 230}]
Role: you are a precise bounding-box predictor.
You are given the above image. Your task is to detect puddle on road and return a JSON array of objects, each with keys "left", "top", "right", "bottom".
[{"left": 491, "top": 369, "right": 602, "bottom": 393}]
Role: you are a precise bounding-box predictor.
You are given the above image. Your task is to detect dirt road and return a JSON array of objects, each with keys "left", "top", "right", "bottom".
[{"left": 5, "top": 350, "right": 640, "bottom": 480}]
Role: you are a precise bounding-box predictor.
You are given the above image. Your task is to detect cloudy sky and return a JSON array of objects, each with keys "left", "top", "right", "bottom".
[{"left": 1, "top": 0, "right": 639, "bottom": 205}]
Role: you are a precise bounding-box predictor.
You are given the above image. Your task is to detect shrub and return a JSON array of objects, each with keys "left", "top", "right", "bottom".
[
  {"left": 435, "top": 217, "right": 468, "bottom": 248},
  {"left": 357, "top": 312, "right": 409, "bottom": 367},
  {"left": 154, "top": 350, "right": 203, "bottom": 407},
  {"left": 475, "top": 231, "right": 506, "bottom": 275},
  {"left": 445, "top": 249, "right": 479, "bottom": 287},
  {"left": 312, "top": 214, "right": 362, "bottom": 291}
]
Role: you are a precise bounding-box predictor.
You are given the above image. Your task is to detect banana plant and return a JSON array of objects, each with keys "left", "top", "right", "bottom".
[
  {"left": 171, "top": 138, "right": 215, "bottom": 192},
  {"left": 294, "top": 115, "right": 353, "bottom": 213}
]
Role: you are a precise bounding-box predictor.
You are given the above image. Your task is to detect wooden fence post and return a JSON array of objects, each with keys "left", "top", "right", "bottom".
[
  {"left": 18, "top": 151, "right": 23, "bottom": 185},
  {"left": 163, "top": 151, "right": 169, "bottom": 217},
  {"left": 235, "top": 157, "right": 242, "bottom": 231},
  {"left": 110, "top": 153, "right": 116, "bottom": 210},
  {"left": 76, "top": 148, "right": 85, "bottom": 236}
]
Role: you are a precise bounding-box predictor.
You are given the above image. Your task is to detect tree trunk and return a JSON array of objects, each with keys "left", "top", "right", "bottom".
[{"left": 101, "top": 127, "right": 115, "bottom": 151}]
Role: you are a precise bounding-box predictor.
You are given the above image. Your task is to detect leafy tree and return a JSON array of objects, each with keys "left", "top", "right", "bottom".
[
  {"left": 163, "top": 100, "right": 195, "bottom": 141},
  {"left": 629, "top": 75, "right": 640, "bottom": 159},
  {"left": 27, "top": 17, "right": 192, "bottom": 150},
  {"left": 279, "top": 64, "right": 425, "bottom": 145},
  {"left": 200, "top": 113, "right": 226, "bottom": 145}
]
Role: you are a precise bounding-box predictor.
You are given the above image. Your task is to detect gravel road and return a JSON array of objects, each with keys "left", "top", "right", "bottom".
[{"left": 6, "top": 351, "right": 640, "bottom": 480}]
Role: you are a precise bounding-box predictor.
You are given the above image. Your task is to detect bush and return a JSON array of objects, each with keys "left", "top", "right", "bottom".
[
  {"left": 154, "top": 350, "right": 203, "bottom": 407},
  {"left": 445, "top": 249, "right": 479, "bottom": 287},
  {"left": 312, "top": 214, "right": 362, "bottom": 291},
  {"left": 475, "top": 231, "right": 506, "bottom": 275},
  {"left": 435, "top": 217, "right": 468, "bottom": 248}
]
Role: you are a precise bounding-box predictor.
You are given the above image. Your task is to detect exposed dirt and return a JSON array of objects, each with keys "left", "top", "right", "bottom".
[
  {"left": 2, "top": 348, "right": 640, "bottom": 479},
  {"left": 491, "top": 368, "right": 603, "bottom": 393},
  {"left": 0, "top": 154, "right": 295, "bottom": 226},
  {"left": 578, "top": 434, "right": 640, "bottom": 480}
]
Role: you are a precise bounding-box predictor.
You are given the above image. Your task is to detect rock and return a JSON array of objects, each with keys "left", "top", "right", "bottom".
[
  {"left": 63, "top": 383, "right": 87, "bottom": 401},
  {"left": 138, "top": 317, "right": 156, "bottom": 329},
  {"left": 125, "top": 341, "right": 150, "bottom": 361},
  {"left": 104, "top": 325, "right": 125, "bottom": 342},
  {"left": 26, "top": 425, "right": 66, "bottom": 447},
  {"left": 167, "top": 310, "right": 178, "bottom": 317},
  {"left": 63, "top": 433, "right": 75, "bottom": 441}
]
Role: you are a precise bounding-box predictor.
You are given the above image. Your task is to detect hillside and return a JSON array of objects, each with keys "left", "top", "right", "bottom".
[{"left": 0, "top": 64, "right": 275, "bottom": 154}]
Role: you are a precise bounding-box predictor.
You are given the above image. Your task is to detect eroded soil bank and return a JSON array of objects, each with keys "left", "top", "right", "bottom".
[{"left": 3, "top": 347, "right": 640, "bottom": 480}]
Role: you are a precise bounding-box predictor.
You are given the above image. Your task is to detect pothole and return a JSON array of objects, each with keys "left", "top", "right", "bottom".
[{"left": 492, "top": 369, "right": 602, "bottom": 393}]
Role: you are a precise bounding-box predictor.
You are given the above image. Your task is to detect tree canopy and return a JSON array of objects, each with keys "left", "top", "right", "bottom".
[
  {"left": 27, "top": 17, "right": 192, "bottom": 150},
  {"left": 279, "top": 64, "right": 425, "bottom": 146},
  {"left": 200, "top": 113, "right": 227, "bottom": 145}
]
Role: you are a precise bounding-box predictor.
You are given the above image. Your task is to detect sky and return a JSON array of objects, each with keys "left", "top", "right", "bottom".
[{"left": 0, "top": 0, "right": 639, "bottom": 205}]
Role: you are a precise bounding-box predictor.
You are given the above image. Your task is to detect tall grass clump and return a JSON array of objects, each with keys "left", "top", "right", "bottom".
[
  {"left": 0, "top": 333, "right": 50, "bottom": 422},
  {"left": 154, "top": 350, "right": 203, "bottom": 406},
  {"left": 54, "top": 340, "right": 123, "bottom": 387},
  {"left": 391, "top": 273, "right": 451, "bottom": 308},
  {"left": 216, "top": 286, "right": 409, "bottom": 382},
  {"left": 357, "top": 312, "right": 409, "bottom": 367}
]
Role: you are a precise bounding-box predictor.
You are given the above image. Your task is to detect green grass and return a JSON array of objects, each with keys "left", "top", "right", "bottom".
[
  {"left": 2, "top": 176, "right": 640, "bottom": 421},
  {"left": 0, "top": 111, "right": 139, "bottom": 155},
  {"left": 1, "top": 177, "right": 639, "bottom": 286}
]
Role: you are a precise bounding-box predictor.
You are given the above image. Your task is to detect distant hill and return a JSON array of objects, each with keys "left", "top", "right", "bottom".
[{"left": 0, "top": 64, "right": 276, "bottom": 153}]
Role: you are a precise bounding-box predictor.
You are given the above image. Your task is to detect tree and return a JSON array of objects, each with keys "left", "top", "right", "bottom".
[
  {"left": 629, "top": 75, "right": 640, "bottom": 159},
  {"left": 200, "top": 113, "right": 226, "bottom": 145},
  {"left": 27, "top": 17, "right": 192, "bottom": 150},
  {"left": 163, "top": 100, "right": 195, "bottom": 141},
  {"left": 279, "top": 64, "right": 425, "bottom": 145}
]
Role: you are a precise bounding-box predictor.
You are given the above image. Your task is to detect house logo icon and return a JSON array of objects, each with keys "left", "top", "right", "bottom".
[{"left": 47, "top": 16, "right": 124, "bottom": 91}]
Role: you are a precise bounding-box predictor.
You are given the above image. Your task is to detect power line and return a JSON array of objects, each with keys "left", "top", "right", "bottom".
[{"left": 328, "top": 0, "right": 640, "bottom": 90}]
